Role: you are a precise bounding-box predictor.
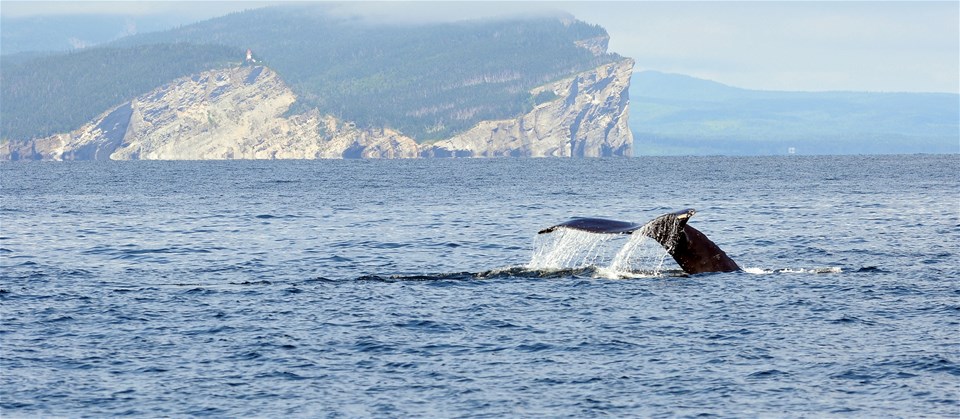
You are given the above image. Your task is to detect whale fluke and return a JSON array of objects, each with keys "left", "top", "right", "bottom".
[
  {"left": 538, "top": 208, "right": 740, "bottom": 275},
  {"left": 537, "top": 218, "right": 644, "bottom": 235}
]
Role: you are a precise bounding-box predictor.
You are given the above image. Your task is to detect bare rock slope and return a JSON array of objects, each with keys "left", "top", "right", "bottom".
[
  {"left": 424, "top": 59, "right": 633, "bottom": 158},
  {"left": 2, "top": 59, "right": 633, "bottom": 160}
]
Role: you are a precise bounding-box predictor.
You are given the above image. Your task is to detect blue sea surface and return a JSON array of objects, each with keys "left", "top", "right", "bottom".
[{"left": 1, "top": 155, "right": 958, "bottom": 417}]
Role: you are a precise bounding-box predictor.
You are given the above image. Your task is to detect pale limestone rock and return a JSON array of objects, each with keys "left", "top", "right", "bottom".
[
  {"left": 6, "top": 66, "right": 420, "bottom": 161},
  {"left": 107, "top": 66, "right": 421, "bottom": 160},
  {"left": 2, "top": 58, "right": 633, "bottom": 160},
  {"left": 422, "top": 58, "right": 634, "bottom": 158}
]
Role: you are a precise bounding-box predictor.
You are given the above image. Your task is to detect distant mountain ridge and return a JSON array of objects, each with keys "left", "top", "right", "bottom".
[
  {"left": 1, "top": 5, "right": 634, "bottom": 160},
  {"left": 632, "top": 70, "right": 750, "bottom": 102},
  {"left": 630, "top": 71, "right": 959, "bottom": 155}
]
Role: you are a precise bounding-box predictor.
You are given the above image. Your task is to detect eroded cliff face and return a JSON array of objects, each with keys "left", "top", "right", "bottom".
[
  {"left": 2, "top": 66, "right": 419, "bottom": 160},
  {"left": 422, "top": 58, "right": 633, "bottom": 158},
  {"left": 2, "top": 59, "right": 633, "bottom": 160}
]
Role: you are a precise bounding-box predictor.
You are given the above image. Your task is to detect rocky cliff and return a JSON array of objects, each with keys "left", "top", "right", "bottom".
[
  {"left": 423, "top": 59, "right": 633, "bottom": 158},
  {"left": 2, "top": 59, "right": 633, "bottom": 160}
]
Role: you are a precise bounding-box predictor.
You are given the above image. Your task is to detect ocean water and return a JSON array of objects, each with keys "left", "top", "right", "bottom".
[{"left": 1, "top": 155, "right": 958, "bottom": 417}]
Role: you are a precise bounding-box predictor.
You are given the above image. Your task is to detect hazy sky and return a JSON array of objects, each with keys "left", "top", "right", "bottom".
[{"left": 2, "top": 1, "right": 958, "bottom": 93}]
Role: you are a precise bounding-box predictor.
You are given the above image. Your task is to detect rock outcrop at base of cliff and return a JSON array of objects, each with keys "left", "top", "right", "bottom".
[
  {"left": 2, "top": 59, "right": 633, "bottom": 160},
  {"left": 421, "top": 59, "right": 633, "bottom": 158}
]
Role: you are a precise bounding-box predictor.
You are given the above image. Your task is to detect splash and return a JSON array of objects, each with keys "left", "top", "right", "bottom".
[
  {"left": 527, "top": 228, "right": 619, "bottom": 270},
  {"left": 527, "top": 220, "right": 683, "bottom": 278},
  {"left": 608, "top": 231, "right": 673, "bottom": 275}
]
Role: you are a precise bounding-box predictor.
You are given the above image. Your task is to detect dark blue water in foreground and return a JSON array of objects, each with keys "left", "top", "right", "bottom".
[{"left": 2, "top": 155, "right": 958, "bottom": 417}]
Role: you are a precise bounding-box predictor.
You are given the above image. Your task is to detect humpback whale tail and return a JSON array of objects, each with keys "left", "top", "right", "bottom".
[{"left": 538, "top": 209, "right": 740, "bottom": 275}]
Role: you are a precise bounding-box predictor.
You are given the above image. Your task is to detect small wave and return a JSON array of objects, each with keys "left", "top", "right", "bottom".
[
  {"left": 125, "top": 247, "right": 211, "bottom": 257},
  {"left": 183, "top": 287, "right": 218, "bottom": 295},
  {"left": 393, "top": 319, "right": 460, "bottom": 333},
  {"left": 135, "top": 366, "right": 169, "bottom": 373},
  {"left": 744, "top": 267, "right": 842, "bottom": 274},
  {"left": 747, "top": 369, "right": 790, "bottom": 379},
  {"left": 516, "top": 342, "right": 553, "bottom": 352},
  {"left": 356, "top": 272, "right": 477, "bottom": 282},
  {"left": 831, "top": 355, "right": 959, "bottom": 384},
  {"left": 228, "top": 351, "right": 263, "bottom": 361},
  {"left": 44, "top": 315, "right": 75, "bottom": 323},
  {"left": 304, "top": 276, "right": 338, "bottom": 284},
  {"left": 256, "top": 371, "right": 309, "bottom": 380},
  {"left": 233, "top": 280, "right": 273, "bottom": 286},
  {"left": 82, "top": 245, "right": 212, "bottom": 260},
  {"left": 354, "top": 265, "right": 687, "bottom": 282},
  {"left": 354, "top": 338, "right": 397, "bottom": 354},
  {"left": 830, "top": 315, "right": 878, "bottom": 325},
  {"left": 183, "top": 325, "right": 236, "bottom": 336},
  {"left": 831, "top": 369, "right": 880, "bottom": 382},
  {"left": 878, "top": 356, "right": 960, "bottom": 376}
]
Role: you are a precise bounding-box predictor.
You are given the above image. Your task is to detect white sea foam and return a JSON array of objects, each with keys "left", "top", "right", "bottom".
[{"left": 527, "top": 227, "right": 672, "bottom": 278}]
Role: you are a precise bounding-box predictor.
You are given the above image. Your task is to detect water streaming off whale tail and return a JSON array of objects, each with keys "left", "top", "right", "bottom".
[{"left": 526, "top": 219, "right": 683, "bottom": 278}]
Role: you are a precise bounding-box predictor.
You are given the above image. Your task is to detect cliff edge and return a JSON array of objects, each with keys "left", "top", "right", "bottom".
[
  {"left": 422, "top": 58, "right": 633, "bottom": 157},
  {"left": 2, "top": 59, "right": 633, "bottom": 160}
]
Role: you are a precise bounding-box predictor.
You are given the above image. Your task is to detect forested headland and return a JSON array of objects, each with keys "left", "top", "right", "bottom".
[{"left": 2, "top": 5, "right": 619, "bottom": 142}]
